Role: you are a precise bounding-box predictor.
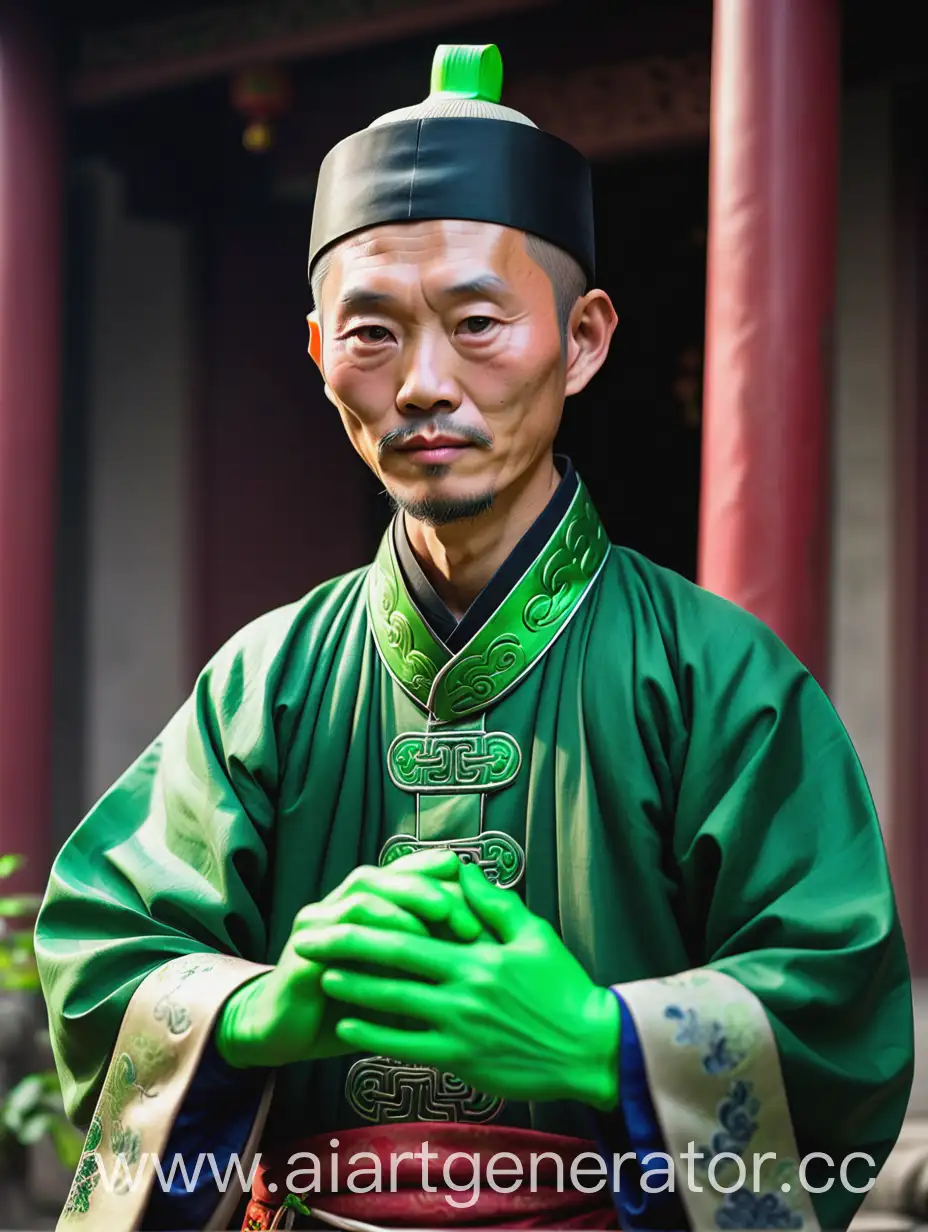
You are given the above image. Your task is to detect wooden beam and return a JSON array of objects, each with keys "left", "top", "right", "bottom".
[
  {"left": 68, "top": 0, "right": 552, "bottom": 107},
  {"left": 505, "top": 52, "right": 709, "bottom": 158}
]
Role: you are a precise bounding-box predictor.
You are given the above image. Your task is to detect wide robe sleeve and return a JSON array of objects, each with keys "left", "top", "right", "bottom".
[
  {"left": 612, "top": 571, "right": 913, "bottom": 1232},
  {"left": 34, "top": 614, "right": 290, "bottom": 1232}
]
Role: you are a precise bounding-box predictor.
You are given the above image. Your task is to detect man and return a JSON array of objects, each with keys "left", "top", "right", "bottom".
[{"left": 36, "top": 42, "right": 911, "bottom": 1232}]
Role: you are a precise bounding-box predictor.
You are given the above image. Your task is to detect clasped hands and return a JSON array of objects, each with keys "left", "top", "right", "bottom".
[{"left": 216, "top": 849, "right": 619, "bottom": 1110}]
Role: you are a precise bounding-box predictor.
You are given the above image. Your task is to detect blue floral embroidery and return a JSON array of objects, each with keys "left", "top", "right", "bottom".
[
  {"left": 700, "top": 1079, "right": 760, "bottom": 1157},
  {"left": 664, "top": 1005, "right": 747, "bottom": 1074},
  {"left": 715, "top": 1189, "right": 802, "bottom": 1229}
]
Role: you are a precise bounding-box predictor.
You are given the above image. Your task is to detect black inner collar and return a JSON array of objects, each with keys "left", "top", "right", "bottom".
[{"left": 393, "top": 457, "right": 578, "bottom": 654}]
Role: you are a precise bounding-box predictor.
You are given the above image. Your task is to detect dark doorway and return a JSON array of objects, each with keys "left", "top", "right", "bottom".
[{"left": 557, "top": 150, "right": 708, "bottom": 581}]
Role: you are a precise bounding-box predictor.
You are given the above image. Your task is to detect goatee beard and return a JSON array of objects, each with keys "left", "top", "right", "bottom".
[{"left": 386, "top": 487, "right": 496, "bottom": 528}]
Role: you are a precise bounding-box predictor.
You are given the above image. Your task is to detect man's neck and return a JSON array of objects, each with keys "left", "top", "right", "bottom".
[{"left": 404, "top": 455, "right": 560, "bottom": 620}]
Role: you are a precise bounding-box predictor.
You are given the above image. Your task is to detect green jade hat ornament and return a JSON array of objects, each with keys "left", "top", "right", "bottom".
[
  {"left": 308, "top": 43, "right": 595, "bottom": 284},
  {"left": 429, "top": 42, "right": 504, "bottom": 101}
]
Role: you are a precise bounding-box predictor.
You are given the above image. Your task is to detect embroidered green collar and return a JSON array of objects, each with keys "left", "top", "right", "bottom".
[{"left": 366, "top": 478, "right": 609, "bottom": 721}]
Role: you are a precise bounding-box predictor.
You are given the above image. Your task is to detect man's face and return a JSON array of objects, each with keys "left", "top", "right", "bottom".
[{"left": 311, "top": 220, "right": 573, "bottom": 523}]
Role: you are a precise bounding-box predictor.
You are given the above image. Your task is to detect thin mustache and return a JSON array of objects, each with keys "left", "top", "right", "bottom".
[{"left": 378, "top": 419, "right": 493, "bottom": 459}]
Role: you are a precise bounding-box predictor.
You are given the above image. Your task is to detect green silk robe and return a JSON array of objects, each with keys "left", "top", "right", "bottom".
[{"left": 35, "top": 477, "right": 912, "bottom": 1230}]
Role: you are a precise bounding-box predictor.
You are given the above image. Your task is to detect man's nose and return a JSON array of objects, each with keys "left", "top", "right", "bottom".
[{"left": 396, "top": 332, "right": 461, "bottom": 416}]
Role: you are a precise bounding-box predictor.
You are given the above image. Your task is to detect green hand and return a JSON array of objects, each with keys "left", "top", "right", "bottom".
[
  {"left": 215, "top": 849, "right": 485, "bottom": 1068},
  {"left": 301, "top": 862, "right": 620, "bottom": 1109}
]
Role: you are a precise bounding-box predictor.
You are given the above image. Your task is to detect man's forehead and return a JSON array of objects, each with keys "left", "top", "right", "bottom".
[{"left": 325, "top": 219, "right": 528, "bottom": 289}]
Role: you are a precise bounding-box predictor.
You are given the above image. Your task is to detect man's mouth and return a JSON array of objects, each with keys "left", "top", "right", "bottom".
[{"left": 395, "top": 435, "right": 474, "bottom": 465}]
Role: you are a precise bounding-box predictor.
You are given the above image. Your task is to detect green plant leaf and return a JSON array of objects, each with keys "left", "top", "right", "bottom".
[
  {"left": 5, "top": 927, "right": 37, "bottom": 945},
  {"left": 0, "top": 895, "right": 43, "bottom": 917},
  {"left": 0, "top": 931, "right": 40, "bottom": 990},
  {"left": 0, "top": 968, "right": 41, "bottom": 992},
  {"left": 50, "top": 1119, "right": 86, "bottom": 1170},
  {"left": 17, "top": 1112, "right": 53, "bottom": 1146},
  {"left": 1, "top": 1068, "right": 80, "bottom": 1159},
  {"left": 0, "top": 1069, "right": 66, "bottom": 1133},
  {"left": 0, "top": 853, "right": 74, "bottom": 1162},
  {"left": 0, "top": 855, "right": 25, "bottom": 880},
  {"left": 0, "top": 935, "right": 38, "bottom": 962},
  {"left": 42, "top": 1072, "right": 66, "bottom": 1098},
  {"left": 1, "top": 1074, "right": 48, "bottom": 1127}
]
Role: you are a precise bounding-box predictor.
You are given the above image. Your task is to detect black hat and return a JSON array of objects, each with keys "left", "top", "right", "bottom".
[{"left": 308, "top": 44, "right": 595, "bottom": 283}]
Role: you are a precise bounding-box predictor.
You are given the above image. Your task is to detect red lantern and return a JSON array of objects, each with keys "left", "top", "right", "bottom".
[{"left": 230, "top": 65, "right": 293, "bottom": 153}]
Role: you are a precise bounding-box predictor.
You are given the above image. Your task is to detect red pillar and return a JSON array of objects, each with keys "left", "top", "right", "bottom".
[
  {"left": 698, "top": 0, "right": 840, "bottom": 683},
  {"left": 0, "top": 5, "right": 62, "bottom": 890}
]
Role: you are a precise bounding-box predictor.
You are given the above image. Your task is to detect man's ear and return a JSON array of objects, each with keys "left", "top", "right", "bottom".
[
  {"left": 307, "top": 312, "right": 340, "bottom": 407},
  {"left": 564, "top": 290, "right": 618, "bottom": 398},
  {"left": 307, "top": 313, "right": 323, "bottom": 371}
]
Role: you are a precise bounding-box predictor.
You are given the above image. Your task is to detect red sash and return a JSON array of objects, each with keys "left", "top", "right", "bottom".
[{"left": 242, "top": 1123, "right": 619, "bottom": 1229}]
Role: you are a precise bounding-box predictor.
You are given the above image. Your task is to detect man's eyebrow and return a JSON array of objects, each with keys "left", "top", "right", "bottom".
[
  {"left": 442, "top": 275, "right": 509, "bottom": 300},
  {"left": 336, "top": 288, "right": 398, "bottom": 314},
  {"left": 335, "top": 275, "right": 509, "bottom": 315}
]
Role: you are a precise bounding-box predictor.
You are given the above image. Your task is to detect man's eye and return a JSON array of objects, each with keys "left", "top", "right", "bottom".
[
  {"left": 459, "top": 316, "right": 495, "bottom": 335},
  {"left": 351, "top": 325, "right": 392, "bottom": 343}
]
